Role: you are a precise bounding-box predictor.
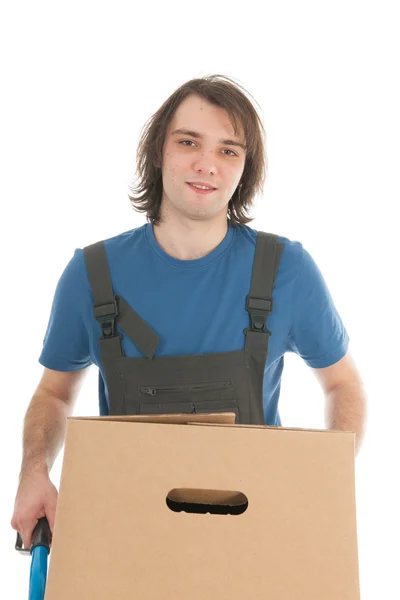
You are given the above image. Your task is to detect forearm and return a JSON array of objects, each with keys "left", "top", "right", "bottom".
[
  {"left": 325, "top": 381, "right": 367, "bottom": 456},
  {"left": 20, "top": 392, "right": 71, "bottom": 479}
]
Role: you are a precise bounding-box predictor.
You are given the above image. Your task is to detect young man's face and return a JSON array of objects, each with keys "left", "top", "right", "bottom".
[{"left": 159, "top": 94, "right": 247, "bottom": 224}]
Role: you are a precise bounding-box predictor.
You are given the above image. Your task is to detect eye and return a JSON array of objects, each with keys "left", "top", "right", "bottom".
[{"left": 179, "top": 140, "right": 238, "bottom": 157}]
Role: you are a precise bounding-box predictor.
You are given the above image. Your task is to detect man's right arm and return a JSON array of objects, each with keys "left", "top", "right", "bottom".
[{"left": 11, "top": 367, "right": 88, "bottom": 549}]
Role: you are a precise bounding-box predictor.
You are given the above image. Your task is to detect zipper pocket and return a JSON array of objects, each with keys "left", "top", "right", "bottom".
[{"left": 139, "top": 381, "right": 232, "bottom": 397}]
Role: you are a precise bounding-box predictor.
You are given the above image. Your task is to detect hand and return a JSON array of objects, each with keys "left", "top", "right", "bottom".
[{"left": 11, "top": 471, "right": 58, "bottom": 550}]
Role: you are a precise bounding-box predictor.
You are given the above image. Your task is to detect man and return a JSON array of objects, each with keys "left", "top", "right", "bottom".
[{"left": 11, "top": 74, "right": 367, "bottom": 550}]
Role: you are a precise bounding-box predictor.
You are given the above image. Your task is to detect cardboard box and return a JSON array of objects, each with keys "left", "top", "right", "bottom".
[{"left": 45, "top": 414, "right": 360, "bottom": 599}]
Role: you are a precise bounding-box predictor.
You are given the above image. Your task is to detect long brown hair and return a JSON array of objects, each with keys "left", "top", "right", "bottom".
[{"left": 128, "top": 74, "right": 267, "bottom": 226}]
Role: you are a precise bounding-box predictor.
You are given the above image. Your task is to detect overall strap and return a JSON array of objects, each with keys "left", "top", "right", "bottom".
[
  {"left": 83, "top": 241, "right": 160, "bottom": 361},
  {"left": 245, "top": 232, "right": 284, "bottom": 352}
]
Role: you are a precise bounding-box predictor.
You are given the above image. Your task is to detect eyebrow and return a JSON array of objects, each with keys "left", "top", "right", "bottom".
[{"left": 171, "top": 128, "right": 247, "bottom": 151}]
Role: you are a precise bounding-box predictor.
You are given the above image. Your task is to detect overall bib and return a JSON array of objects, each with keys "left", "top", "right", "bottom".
[{"left": 83, "top": 231, "right": 284, "bottom": 424}]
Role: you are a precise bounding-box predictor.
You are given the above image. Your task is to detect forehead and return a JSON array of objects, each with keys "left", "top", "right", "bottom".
[{"left": 168, "top": 94, "right": 244, "bottom": 140}]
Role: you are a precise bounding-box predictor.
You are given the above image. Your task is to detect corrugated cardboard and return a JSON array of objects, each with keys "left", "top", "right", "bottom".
[{"left": 45, "top": 413, "right": 360, "bottom": 599}]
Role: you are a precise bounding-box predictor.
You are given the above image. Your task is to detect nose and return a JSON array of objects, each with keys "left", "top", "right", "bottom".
[{"left": 193, "top": 154, "right": 217, "bottom": 175}]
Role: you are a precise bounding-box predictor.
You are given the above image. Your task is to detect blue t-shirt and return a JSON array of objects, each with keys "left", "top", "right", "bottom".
[{"left": 39, "top": 222, "right": 349, "bottom": 425}]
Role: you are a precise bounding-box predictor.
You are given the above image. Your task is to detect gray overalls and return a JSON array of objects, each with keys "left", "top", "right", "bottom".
[{"left": 83, "top": 230, "right": 283, "bottom": 424}]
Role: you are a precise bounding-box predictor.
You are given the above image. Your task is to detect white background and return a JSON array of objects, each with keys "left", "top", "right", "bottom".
[{"left": 1, "top": 1, "right": 399, "bottom": 597}]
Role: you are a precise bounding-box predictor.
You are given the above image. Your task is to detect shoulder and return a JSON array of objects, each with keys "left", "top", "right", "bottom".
[
  {"left": 75, "top": 223, "right": 148, "bottom": 262},
  {"left": 85, "top": 224, "right": 147, "bottom": 254},
  {"left": 236, "top": 224, "right": 305, "bottom": 276},
  {"left": 69, "top": 224, "right": 148, "bottom": 290}
]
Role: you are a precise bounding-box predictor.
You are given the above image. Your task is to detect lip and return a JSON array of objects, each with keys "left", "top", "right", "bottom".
[
  {"left": 186, "top": 182, "right": 217, "bottom": 195},
  {"left": 186, "top": 181, "right": 217, "bottom": 190}
]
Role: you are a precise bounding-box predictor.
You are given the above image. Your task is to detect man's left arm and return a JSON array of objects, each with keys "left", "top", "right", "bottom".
[{"left": 311, "top": 348, "right": 368, "bottom": 457}]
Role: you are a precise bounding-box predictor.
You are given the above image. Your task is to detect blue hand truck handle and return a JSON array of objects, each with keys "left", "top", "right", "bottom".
[{"left": 15, "top": 517, "right": 52, "bottom": 555}]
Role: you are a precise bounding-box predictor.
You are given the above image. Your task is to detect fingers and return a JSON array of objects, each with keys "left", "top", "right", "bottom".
[
  {"left": 10, "top": 514, "right": 36, "bottom": 550},
  {"left": 11, "top": 476, "right": 58, "bottom": 549},
  {"left": 19, "top": 517, "right": 40, "bottom": 550},
  {"left": 46, "top": 503, "right": 57, "bottom": 533}
]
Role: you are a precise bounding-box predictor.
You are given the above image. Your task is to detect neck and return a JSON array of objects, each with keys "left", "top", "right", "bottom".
[{"left": 153, "top": 214, "right": 229, "bottom": 260}]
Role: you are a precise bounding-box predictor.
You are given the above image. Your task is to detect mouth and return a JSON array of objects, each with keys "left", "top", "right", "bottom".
[{"left": 186, "top": 182, "right": 217, "bottom": 194}]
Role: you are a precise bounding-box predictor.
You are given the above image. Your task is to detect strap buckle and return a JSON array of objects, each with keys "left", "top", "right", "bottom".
[
  {"left": 244, "top": 295, "right": 273, "bottom": 334},
  {"left": 246, "top": 296, "right": 272, "bottom": 314},
  {"left": 94, "top": 296, "right": 118, "bottom": 338}
]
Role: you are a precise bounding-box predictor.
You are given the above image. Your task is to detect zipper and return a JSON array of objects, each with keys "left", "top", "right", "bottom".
[{"left": 139, "top": 381, "right": 232, "bottom": 397}]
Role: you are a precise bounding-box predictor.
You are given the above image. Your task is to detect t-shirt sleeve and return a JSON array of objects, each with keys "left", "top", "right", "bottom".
[
  {"left": 286, "top": 244, "right": 350, "bottom": 368},
  {"left": 39, "top": 249, "right": 93, "bottom": 371}
]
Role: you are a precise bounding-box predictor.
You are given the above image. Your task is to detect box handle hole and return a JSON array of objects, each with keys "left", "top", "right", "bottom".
[{"left": 166, "top": 488, "right": 248, "bottom": 515}]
